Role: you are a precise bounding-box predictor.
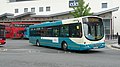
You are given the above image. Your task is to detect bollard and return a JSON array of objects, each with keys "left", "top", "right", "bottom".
[{"left": 118, "top": 35, "right": 120, "bottom": 44}]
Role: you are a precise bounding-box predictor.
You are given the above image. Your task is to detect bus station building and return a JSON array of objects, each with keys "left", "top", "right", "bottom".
[{"left": 0, "top": 0, "right": 119, "bottom": 39}]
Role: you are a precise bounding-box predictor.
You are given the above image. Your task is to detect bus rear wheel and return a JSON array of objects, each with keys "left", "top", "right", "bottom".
[
  {"left": 36, "top": 40, "right": 40, "bottom": 47},
  {"left": 62, "top": 42, "right": 68, "bottom": 51}
]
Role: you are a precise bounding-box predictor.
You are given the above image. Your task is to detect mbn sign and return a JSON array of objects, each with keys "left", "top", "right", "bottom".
[{"left": 69, "top": 0, "right": 78, "bottom": 7}]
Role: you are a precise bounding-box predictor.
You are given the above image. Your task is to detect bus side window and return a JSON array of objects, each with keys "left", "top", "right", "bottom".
[
  {"left": 36, "top": 27, "right": 41, "bottom": 36},
  {"left": 40, "top": 27, "right": 45, "bottom": 36},
  {"left": 53, "top": 26, "right": 59, "bottom": 37},
  {"left": 47, "top": 27, "right": 53, "bottom": 37},
  {"left": 30, "top": 28, "right": 33, "bottom": 36},
  {"left": 70, "top": 23, "right": 82, "bottom": 37},
  {"left": 60, "top": 25, "right": 69, "bottom": 37}
]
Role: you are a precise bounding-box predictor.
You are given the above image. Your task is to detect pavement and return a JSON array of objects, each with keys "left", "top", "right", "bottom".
[
  {"left": 111, "top": 44, "right": 120, "bottom": 49},
  {"left": 105, "top": 39, "right": 120, "bottom": 49}
]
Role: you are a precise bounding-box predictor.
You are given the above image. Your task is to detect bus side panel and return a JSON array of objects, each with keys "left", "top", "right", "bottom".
[
  {"left": 59, "top": 37, "right": 105, "bottom": 50},
  {"left": 38, "top": 37, "right": 90, "bottom": 50},
  {"left": 40, "top": 37, "right": 60, "bottom": 48},
  {"left": 40, "top": 37, "right": 53, "bottom": 46},
  {"left": 59, "top": 37, "right": 86, "bottom": 50},
  {"left": 29, "top": 37, "right": 105, "bottom": 51},
  {"left": 23, "top": 28, "right": 29, "bottom": 39},
  {"left": 29, "top": 37, "right": 39, "bottom": 45},
  {"left": 5, "top": 27, "right": 11, "bottom": 38}
]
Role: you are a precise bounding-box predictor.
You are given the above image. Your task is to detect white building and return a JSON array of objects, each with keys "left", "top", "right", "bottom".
[{"left": 0, "top": 0, "right": 119, "bottom": 35}]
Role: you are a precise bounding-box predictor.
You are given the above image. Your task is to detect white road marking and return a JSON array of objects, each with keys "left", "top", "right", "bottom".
[{"left": 0, "top": 48, "right": 8, "bottom": 52}]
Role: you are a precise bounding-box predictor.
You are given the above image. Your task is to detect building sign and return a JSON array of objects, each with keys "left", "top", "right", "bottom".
[{"left": 69, "top": 0, "right": 78, "bottom": 7}]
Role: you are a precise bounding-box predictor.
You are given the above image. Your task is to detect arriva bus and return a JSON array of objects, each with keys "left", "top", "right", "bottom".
[
  {"left": 29, "top": 16, "right": 105, "bottom": 51},
  {"left": 23, "top": 27, "right": 30, "bottom": 39},
  {"left": 0, "top": 25, "right": 6, "bottom": 45}
]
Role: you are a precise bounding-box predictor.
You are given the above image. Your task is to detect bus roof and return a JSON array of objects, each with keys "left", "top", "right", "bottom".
[
  {"left": 29, "top": 16, "right": 102, "bottom": 28},
  {"left": 29, "top": 20, "right": 62, "bottom": 28},
  {"left": 29, "top": 18, "right": 82, "bottom": 28}
]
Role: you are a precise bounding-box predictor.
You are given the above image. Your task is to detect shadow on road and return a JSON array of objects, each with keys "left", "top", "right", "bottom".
[
  {"left": 30, "top": 45, "right": 104, "bottom": 54},
  {"left": 70, "top": 50, "right": 103, "bottom": 54}
]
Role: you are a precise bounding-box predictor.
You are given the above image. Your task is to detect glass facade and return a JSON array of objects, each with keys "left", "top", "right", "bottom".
[{"left": 103, "top": 19, "right": 110, "bottom": 35}]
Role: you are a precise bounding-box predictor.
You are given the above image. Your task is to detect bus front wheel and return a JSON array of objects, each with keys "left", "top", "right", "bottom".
[{"left": 62, "top": 42, "right": 68, "bottom": 51}]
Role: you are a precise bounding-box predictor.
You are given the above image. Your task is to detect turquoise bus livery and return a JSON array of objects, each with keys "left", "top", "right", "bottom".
[
  {"left": 29, "top": 16, "right": 105, "bottom": 51},
  {"left": 23, "top": 27, "right": 30, "bottom": 39}
]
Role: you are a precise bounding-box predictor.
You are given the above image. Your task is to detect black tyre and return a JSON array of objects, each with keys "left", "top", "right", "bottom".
[
  {"left": 62, "top": 42, "right": 68, "bottom": 51},
  {"left": 36, "top": 40, "right": 40, "bottom": 46}
]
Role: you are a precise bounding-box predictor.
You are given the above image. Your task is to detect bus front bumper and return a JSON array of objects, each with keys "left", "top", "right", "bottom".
[
  {"left": 68, "top": 43, "right": 105, "bottom": 51},
  {"left": 80, "top": 43, "right": 105, "bottom": 50}
]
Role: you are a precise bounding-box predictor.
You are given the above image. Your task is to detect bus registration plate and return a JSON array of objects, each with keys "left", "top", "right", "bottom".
[{"left": 93, "top": 44, "right": 99, "bottom": 48}]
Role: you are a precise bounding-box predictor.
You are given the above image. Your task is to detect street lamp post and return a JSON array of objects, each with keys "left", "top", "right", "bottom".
[{"left": 112, "top": 16, "right": 116, "bottom": 39}]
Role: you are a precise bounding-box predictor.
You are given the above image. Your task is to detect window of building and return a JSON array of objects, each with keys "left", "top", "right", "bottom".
[
  {"left": 9, "top": 0, "right": 33, "bottom": 2},
  {"left": 24, "top": 8, "right": 28, "bottom": 12},
  {"left": 102, "top": 3, "right": 107, "bottom": 8},
  {"left": 16, "top": 0, "right": 32, "bottom": 1},
  {"left": 15, "top": 9, "right": 18, "bottom": 13},
  {"left": 31, "top": 7, "right": 35, "bottom": 12},
  {"left": 39, "top": 7, "right": 43, "bottom": 12},
  {"left": 103, "top": 19, "right": 110, "bottom": 35},
  {"left": 46, "top": 6, "right": 50, "bottom": 11}
]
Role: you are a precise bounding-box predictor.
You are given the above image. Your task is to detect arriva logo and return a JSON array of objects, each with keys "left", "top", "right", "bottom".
[{"left": 69, "top": 0, "right": 78, "bottom": 7}]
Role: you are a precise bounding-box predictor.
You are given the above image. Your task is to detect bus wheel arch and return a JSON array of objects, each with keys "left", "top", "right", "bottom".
[
  {"left": 61, "top": 41, "right": 68, "bottom": 51},
  {"left": 36, "top": 40, "right": 40, "bottom": 46}
]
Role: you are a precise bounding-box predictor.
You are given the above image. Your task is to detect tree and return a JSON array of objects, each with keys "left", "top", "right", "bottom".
[{"left": 70, "top": 0, "right": 93, "bottom": 18}]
